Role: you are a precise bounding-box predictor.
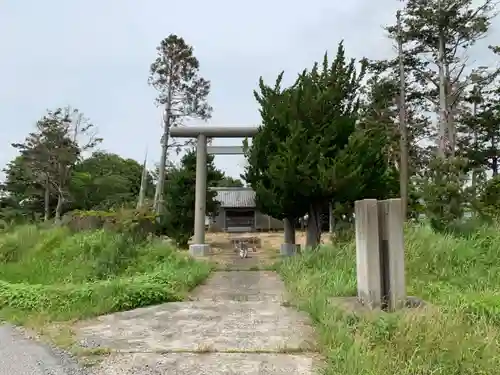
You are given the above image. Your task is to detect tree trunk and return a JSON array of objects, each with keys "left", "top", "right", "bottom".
[
  {"left": 284, "top": 217, "right": 296, "bottom": 244},
  {"left": 54, "top": 192, "right": 64, "bottom": 223},
  {"left": 44, "top": 175, "right": 50, "bottom": 221},
  {"left": 137, "top": 151, "right": 148, "bottom": 209},
  {"left": 153, "top": 104, "right": 171, "bottom": 215},
  {"left": 397, "top": 10, "right": 409, "bottom": 220},
  {"left": 328, "top": 202, "right": 334, "bottom": 233},
  {"left": 471, "top": 102, "right": 478, "bottom": 196},
  {"left": 437, "top": 29, "right": 448, "bottom": 157},
  {"left": 445, "top": 66, "right": 457, "bottom": 156},
  {"left": 471, "top": 169, "right": 478, "bottom": 202},
  {"left": 305, "top": 203, "right": 322, "bottom": 249}
]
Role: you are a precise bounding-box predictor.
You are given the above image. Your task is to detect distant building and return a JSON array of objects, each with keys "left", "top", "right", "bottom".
[{"left": 207, "top": 187, "right": 284, "bottom": 232}]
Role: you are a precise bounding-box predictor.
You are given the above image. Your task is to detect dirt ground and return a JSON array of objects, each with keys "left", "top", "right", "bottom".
[
  {"left": 205, "top": 230, "right": 332, "bottom": 250},
  {"left": 199, "top": 231, "right": 333, "bottom": 269}
]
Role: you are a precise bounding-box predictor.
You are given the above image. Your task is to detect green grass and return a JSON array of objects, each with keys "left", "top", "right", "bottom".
[
  {"left": 0, "top": 225, "right": 212, "bottom": 323},
  {"left": 278, "top": 224, "right": 500, "bottom": 374}
]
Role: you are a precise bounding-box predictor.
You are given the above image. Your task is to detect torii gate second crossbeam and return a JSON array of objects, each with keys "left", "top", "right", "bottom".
[{"left": 170, "top": 126, "right": 259, "bottom": 256}]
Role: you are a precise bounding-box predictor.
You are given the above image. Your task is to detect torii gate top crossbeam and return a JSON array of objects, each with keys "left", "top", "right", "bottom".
[{"left": 170, "top": 126, "right": 259, "bottom": 138}]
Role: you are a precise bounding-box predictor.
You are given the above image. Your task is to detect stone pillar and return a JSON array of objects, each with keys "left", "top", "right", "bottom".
[
  {"left": 378, "top": 199, "right": 406, "bottom": 311},
  {"left": 354, "top": 198, "right": 406, "bottom": 311},
  {"left": 190, "top": 134, "right": 210, "bottom": 256},
  {"left": 355, "top": 199, "right": 383, "bottom": 309}
]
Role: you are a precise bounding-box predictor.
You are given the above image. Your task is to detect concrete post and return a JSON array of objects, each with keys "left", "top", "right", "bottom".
[
  {"left": 189, "top": 134, "right": 210, "bottom": 256},
  {"left": 378, "top": 199, "right": 406, "bottom": 311},
  {"left": 354, "top": 198, "right": 406, "bottom": 311},
  {"left": 355, "top": 199, "right": 383, "bottom": 309}
]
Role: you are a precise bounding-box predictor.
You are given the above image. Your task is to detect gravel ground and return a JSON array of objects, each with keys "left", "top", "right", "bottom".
[{"left": 0, "top": 324, "right": 89, "bottom": 375}]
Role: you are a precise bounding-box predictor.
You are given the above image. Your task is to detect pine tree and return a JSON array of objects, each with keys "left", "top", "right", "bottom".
[
  {"left": 246, "top": 42, "right": 398, "bottom": 248},
  {"left": 387, "top": 0, "right": 498, "bottom": 157},
  {"left": 148, "top": 34, "right": 212, "bottom": 215},
  {"left": 162, "top": 150, "right": 222, "bottom": 247}
]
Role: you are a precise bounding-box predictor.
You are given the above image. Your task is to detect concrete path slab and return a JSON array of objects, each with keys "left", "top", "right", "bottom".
[
  {"left": 93, "top": 352, "right": 318, "bottom": 374},
  {"left": 77, "top": 300, "right": 314, "bottom": 353},
  {"left": 75, "top": 248, "right": 320, "bottom": 374},
  {"left": 189, "top": 271, "right": 287, "bottom": 302}
]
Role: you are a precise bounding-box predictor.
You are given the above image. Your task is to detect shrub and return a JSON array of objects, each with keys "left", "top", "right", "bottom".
[
  {"left": 421, "top": 156, "right": 469, "bottom": 232},
  {"left": 478, "top": 175, "right": 500, "bottom": 218},
  {"left": 63, "top": 207, "right": 157, "bottom": 240},
  {"left": 0, "top": 225, "right": 53, "bottom": 263}
]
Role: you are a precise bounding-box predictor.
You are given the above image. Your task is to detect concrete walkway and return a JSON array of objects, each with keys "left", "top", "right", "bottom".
[{"left": 75, "top": 251, "right": 320, "bottom": 374}]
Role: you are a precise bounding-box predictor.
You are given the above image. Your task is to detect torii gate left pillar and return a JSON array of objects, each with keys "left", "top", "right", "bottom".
[{"left": 170, "top": 126, "right": 259, "bottom": 256}]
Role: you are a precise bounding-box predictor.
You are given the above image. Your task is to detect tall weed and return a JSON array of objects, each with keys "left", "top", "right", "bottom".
[{"left": 279, "top": 224, "right": 500, "bottom": 374}]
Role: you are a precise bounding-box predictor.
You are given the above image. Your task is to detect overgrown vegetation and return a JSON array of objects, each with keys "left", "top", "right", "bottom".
[
  {"left": 1, "top": 1, "right": 500, "bottom": 371},
  {"left": 244, "top": 0, "right": 500, "bottom": 242},
  {"left": 0, "top": 224, "right": 212, "bottom": 322},
  {"left": 279, "top": 225, "right": 500, "bottom": 374}
]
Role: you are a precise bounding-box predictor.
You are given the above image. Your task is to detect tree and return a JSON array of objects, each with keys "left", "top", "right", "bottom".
[
  {"left": 11, "top": 107, "right": 100, "bottom": 221},
  {"left": 0, "top": 160, "right": 43, "bottom": 223},
  {"left": 246, "top": 42, "right": 398, "bottom": 249},
  {"left": 71, "top": 152, "right": 154, "bottom": 210},
  {"left": 148, "top": 34, "right": 212, "bottom": 215},
  {"left": 2, "top": 155, "right": 45, "bottom": 213},
  {"left": 459, "top": 77, "right": 500, "bottom": 175},
  {"left": 214, "top": 176, "right": 244, "bottom": 187},
  {"left": 421, "top": 156, "right": 469, "bottom": 231},
  {"left": 136, "top": 152, "right": 149, "bottom": 209},
  {"left": 162, "top": 149, "right": 222, "bottom": 247},
  {"left": 396, "top": 10, "right": 409, "bottom": 219},
  {"left": 387, "top": 0, "right": 498, "bottom": 157},
  {"left": 244, "top": 75, "right": 309, "bottom": 244}
]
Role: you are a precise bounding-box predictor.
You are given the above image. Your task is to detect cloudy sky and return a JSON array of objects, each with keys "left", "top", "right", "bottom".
[{"left": 0, "top": 0, "right": 498, "bottom": 180}]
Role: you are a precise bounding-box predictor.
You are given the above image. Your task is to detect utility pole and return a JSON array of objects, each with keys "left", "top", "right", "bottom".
[
  {"left": 153, "top": 104, "right": 171, "bottom": 215},
  {"left": 397, "top": 9, "right": 409, "bottom": 220},
  {"left": 137, "top": 148, "right": 148, "bottom": 209},
  {"left": 437, "top": 0, "right": 448, "bottom": 157}
]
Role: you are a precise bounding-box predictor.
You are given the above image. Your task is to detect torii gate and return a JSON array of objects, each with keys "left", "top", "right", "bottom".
[{"left": 170, "top": 126, "right": 258, "bottom": 256}]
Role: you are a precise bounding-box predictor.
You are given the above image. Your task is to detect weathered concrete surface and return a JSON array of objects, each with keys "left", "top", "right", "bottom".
[
  {"left": 190, "top": 271, "right": 288, "bottom": 302},
  {"left": 75, "top": 268, "right": 320, "bottom": 374},
  {"left": 0, "top": 324, "right": 87, "bottom": 375},
  {"left": 93, "top": 352, "right": 318, "bottom": 374},
  {"left": 77, "top": 300, "right": 314, "bottom": 353}
]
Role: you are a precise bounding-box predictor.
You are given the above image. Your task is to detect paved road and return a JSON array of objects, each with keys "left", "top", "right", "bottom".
[{"left": 0, "top": 324, "right": 88, "bottom": 375}]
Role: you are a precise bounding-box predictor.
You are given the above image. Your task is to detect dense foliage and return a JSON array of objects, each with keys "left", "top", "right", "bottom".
[
  {"left": 161, "top": 149, "right": 224, "bottom": 247},
  {"left": 243, "top": 0, "right": 500, "bottom": 241}
]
